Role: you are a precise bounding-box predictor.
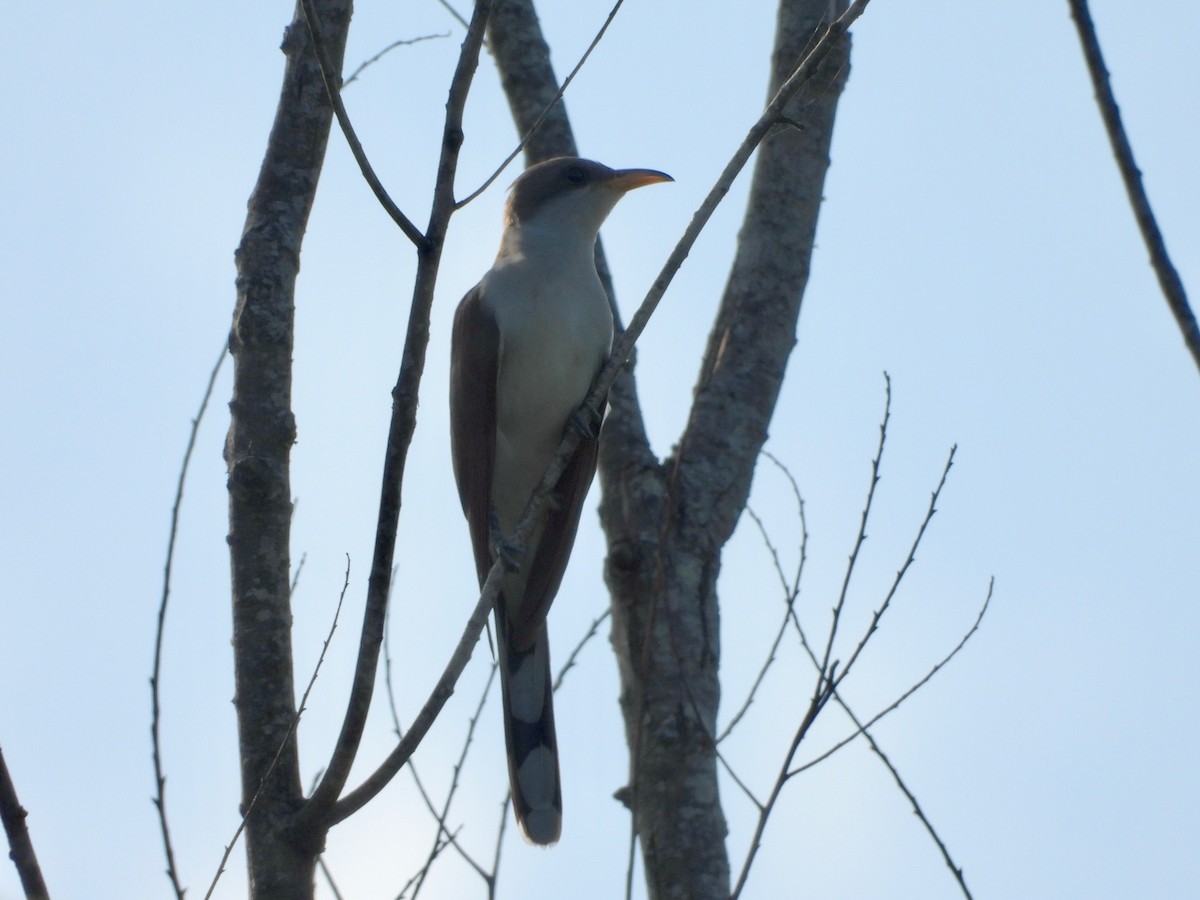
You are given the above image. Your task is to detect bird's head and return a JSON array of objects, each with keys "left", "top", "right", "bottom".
[{"left": 503, "top": 157, "right": 672, "bottom": 243}]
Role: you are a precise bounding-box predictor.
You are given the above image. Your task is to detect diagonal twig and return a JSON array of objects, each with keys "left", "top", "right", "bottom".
[
  {"left": 0, "top": 742, "right": 50, "bottom": 900},
  {"left": 819, "top": 372, "right": 890, "bottom": 685},
  {"left": 837, "top": 698, "right": 975, "bottom": 899},
  {"left": 792, "top": 578, "right": 994, "bottom": 776},
  {"left": 152, "top": 341, "right": 225, "bottom": 900},
  {"left": 828, "top": 444, "right": 956, "bottom": 693},
  {"left": 408, "top": 665, "right": 497, "bottom": 900},
  {"left": 299, "top": 0, "right": 427, "bottom": 246},
  {"left": 381, "top": 592, "right": 493, "bottom": 882},
  {"left": 1067, "top": 0, "right": 1199, "bottom": 373},
  {"left": 342, "top": 33, "right": 450, "bottom": 88}
]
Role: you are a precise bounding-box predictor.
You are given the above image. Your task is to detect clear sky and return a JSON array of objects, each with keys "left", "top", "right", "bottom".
[{"left": 2, "top": 1, "right": 1197, "bottom": 898}]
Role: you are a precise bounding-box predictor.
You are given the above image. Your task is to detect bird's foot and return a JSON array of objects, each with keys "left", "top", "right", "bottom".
[
  {"left": 568, "top": 403, "right": 603, "bottom": 441},
  {"left": 489, "top": 521, "right": 524, "bottom": 574}
]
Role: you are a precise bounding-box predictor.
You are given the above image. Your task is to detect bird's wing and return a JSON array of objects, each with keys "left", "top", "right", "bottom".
[
  {"left": 450, "top": 283, "right": 499, "bottom": 587},
  {"left": 507, "top": 420, "right": 601, "bottom": 651}
]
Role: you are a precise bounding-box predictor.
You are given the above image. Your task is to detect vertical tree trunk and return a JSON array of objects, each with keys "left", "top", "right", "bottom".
[
  {"left": 225, "top": 2, "right": 351, "bottom": 896},
  {"left": 599, "top": 2, "right": 850, "bottom": 898}
]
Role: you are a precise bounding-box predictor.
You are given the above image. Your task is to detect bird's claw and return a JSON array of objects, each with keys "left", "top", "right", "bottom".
[
  {"left": 491, "top": 533, "right": 523, "bottom": 574},
  {"left": 568, "top": 404, "right": 602, "bottom": 440}
]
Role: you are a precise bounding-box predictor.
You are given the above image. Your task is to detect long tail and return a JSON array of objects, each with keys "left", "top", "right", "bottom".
[{"left": 497, "top": 618, "right": 561, "bottom": 845}]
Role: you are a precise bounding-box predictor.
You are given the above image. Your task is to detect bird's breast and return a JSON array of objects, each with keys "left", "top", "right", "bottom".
[{"left": 484, "top": 262, "right": 613, "bottom": 528}]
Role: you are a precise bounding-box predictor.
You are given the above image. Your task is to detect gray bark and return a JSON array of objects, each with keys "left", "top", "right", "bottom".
[
  {"left": 600, "top": 2, "right": 850, "bottom": 898},
  {"left": 225, "top": 2, "right": 351, "bottom": 897}
]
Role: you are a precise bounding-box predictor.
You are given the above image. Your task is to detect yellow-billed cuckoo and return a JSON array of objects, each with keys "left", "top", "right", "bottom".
[{"left": 450, "top": 156, "right": 672, "bottom": 845}]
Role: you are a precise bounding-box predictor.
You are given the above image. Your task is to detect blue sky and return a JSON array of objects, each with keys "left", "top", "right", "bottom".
[{"left": 2, "top": 1, "right": 1197, "bottom": 898}]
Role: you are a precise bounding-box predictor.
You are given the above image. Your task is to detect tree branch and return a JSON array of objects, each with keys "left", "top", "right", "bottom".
[
  {"left": 225, "top": 2, "right": 353, "bottom": 889},
  {"left": 1067, "top": 0, "right": 1199, "bottom": 373},
  {"left": 327, "top": 551, "right": 497, "bottom": 823},
  {"left": 298, "top": 0, "right": 426, "bottom": 246},
  {"left": 300, "top": 0, "right": 493, "bottom": 831},
  {"left": 342, "top": 33, "right": 450, "bottom": 89},
  {"left": 0, "top": 743, "right": 50, "bottom": 900},
  {"left": 152, "top": 342, "right": 224, "bottom": 900}
]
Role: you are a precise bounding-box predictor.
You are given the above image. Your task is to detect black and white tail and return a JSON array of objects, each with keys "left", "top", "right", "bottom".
[{"left": 497, "top": 617, "right": 561, "bottom": 845}]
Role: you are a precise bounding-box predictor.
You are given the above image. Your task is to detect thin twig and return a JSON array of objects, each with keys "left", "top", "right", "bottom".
[
  {"left": 202, "top": 558, "right": 352, "bottom": 900},
  {"left": 381, "top": 591, "right": 492, "bottom": 881},
  {"left": 290, "top": 551, "right": 307, "bottom": 597},
  {"left": 731, "top": 373, "right": 908, "bottom": 900},
  {"left": 829, "top": 445, "right": 956, "bottom": 692},
  {"left": 0, "top": 743, "right": 50, "bottom": 900},
  {"left": 488, "top": 797, "right": 508, "bottom": 900},
  {"left": 151, "top": 342, "right": 225, "bottom": 900},
  {"left": 716, "top": 513, "right": 793, "bottom": 744},
  {"left": 792, "top": 578, "right": 993, "bottom": 776},
  {"left": 552, "top": 608, "right": 611, "bottom": 692},
  {"left": 342, "top": 33, "right": 449, "bottom": 88},
  {"left": 1067, "top": 0, "right": 1200, "bottom": 373},
  {"left": 327, "top": 557, "right": 496, "bottom": 823},
  {"left": 436, "top": 0, "right": 471, "bottom": 30},
  {"left": 818, "top": 372, "right": 890, "bottom": 683},
  {"left": 409, "top": 665, "right": 497, "bottom": 900},
  {"left": 456, "top": 0, "right": 628, "bottom": 209},
  {"left": 299, "top": 0, "right": 426, "bottom": 246},
  {"left": 317, "top": 856, "right": 347, "bottom": 900},
  {"left": 841, "top": 701, "right": 975, "bottom": 899},
  {"left": 717, "top": 455, "right": 810, "bottom": 745},
  {"left": 762, "top": 450, "right": 809, "bottom": 600}
]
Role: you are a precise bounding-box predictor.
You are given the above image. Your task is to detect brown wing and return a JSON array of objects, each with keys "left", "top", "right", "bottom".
[
  {"left": 508, "top": 427, "right": 601, "bottom": 651},
  {"left": 450, "top": 283, "right": 499, "bottom": 587}
]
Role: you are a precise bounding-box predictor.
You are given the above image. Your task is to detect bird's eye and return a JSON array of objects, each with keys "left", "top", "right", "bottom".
[{"left": 564, "top": 166, "right": 588, "bottom": 185}]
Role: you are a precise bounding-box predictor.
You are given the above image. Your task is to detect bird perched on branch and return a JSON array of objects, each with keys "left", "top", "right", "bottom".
[{"left": 450, "top": 156, "right": 672, "bottom": 845}]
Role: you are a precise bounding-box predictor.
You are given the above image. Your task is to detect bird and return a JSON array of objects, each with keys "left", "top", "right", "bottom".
[{"left": 449, "top": 156, "right": 672, "bottom": 845}]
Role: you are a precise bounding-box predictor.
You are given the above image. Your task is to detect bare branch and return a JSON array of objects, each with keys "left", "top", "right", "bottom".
[
  {"left": 1067, "top": 0, "right": 1200, "bottom": 373},
  {"left": 841, "top": 702, "right": 975, "bottom": 899},
  {"left": 551, "top": 608, "right": 611, "bottom": 692},
  {"left": 381, "top": 595, "right": 493, "bottom": 882},
  {"left": 436, "top": 0, "right": 471, "bottom": 30},
  {"left": 818, "top": 372, "right": 890, "bottom": 683},
  {"left": 792, "top": 579, "right": 993, "bottom": 775},
  {"left": 301, "top": 0, "right": 493, "bottom": 830},
  {"left": 718, "top": 459, "right": 809, "bottom": 745},
  {"left": 289, "top": 551, "right": 307, "bottom": 597},
  {"left": 317, "top": 857, "right": 347, "bottom": 900},
  {"left": 488, "top": 798, "right": 508, "bottom": 900},
  {"left": 731, "top": 388, "right": 958, "bottom": 900},
  {"left": 728, "top": 677, "right": 829, "bottom": 900},
  {"left": 327, "top": 558, "right": 496, "bottom": 824},
  {"left": 408, "top": 664, "right": 497, "bottom": 900},
  {"left": 299, "top": 0, "right": 427, "bottom": 247},
  {"left": 0, "top": 743, "right": 50, "bottom": 900},
  {"left": 152, "top": 341, "right": 225, "bottom": 900},
  {"left": 342, "top": 33, "right": 450, "bottom": 88},
  {"left": 830, "top": 444, "right": 957, "bottom": 691},
  {"left": 761, "top": 450, "right": 810, "bottom": 600},
  {"left": 203, "top": 558, "right": 352, "bottom": 900}
]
